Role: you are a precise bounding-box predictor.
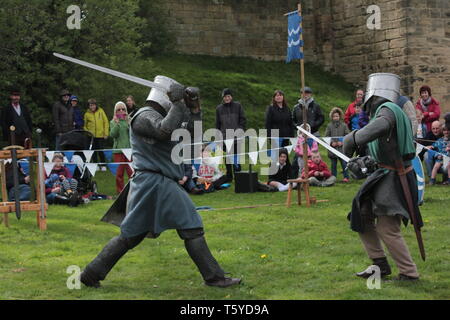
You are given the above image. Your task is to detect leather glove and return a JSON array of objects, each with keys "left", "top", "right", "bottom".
[
  {"left": 347, "top": 156, "right": 378, "bottom": 180},
  {"left": 343, "top": 131, "right": 358, "bottom": 158},
  {"left": 167, "top": 82, "right": 186, "bottom": 103},
  {"left": 184, "top": 87, "right": 200, "bottom": 109}
]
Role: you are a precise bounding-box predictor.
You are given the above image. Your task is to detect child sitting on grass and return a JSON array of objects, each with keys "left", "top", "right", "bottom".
[
  {"left": 268, "top": 148, "right": 296, "bottom": 191},
  {"left": 192, "top": 147, "right": 228, "bottom": 192},
  {"left": 302, "top": 151, "right": 336, "bottom": 187},
  {"left": 45, "top": 153, "right": 79, "bottom": 205}
]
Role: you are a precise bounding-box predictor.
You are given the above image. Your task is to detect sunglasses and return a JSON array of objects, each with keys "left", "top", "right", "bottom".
[{"left": 117, "top": 108, "right": 126, "bottom": 111}]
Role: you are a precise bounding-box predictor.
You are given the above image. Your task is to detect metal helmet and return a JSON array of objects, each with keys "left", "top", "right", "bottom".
[
  {"left": 146, "top": 75, "right": 184, "bottom": 113},
  {"left": 364, "top": 73, "right": 401, "bottom": 105}
]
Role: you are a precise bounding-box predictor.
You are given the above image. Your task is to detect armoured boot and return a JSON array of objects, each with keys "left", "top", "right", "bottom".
[
  {"left": 184, "top": 236, "right": 241, "bottom": 288},
  {"left": 356, "top": 257, "right": 392, "bottom": 279},
  {"left": 80, "top": 235, "right": 142, "bottom": 288}
]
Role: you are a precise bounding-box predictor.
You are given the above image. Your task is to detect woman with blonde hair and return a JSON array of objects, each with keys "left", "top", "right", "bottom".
[{"left": 110, "top": 101, "right": 133, "bottom": 193}]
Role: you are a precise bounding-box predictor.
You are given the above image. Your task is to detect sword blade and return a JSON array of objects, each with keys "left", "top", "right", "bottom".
[
  {"left": 53, "top": 52, "right": 167, "bottom": 92},
  {"left": 297, "top": 126, "right": 351, "bottom": 162}
]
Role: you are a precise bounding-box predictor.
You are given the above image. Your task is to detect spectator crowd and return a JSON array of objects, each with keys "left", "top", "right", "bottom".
[{"left": 1, "top": 82, "right": 449, "bottom": 207}]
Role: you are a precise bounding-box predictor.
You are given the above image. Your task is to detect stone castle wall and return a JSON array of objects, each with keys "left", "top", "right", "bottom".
[{"left": 163, "top": 0, "right": 450, "bottom": 112}]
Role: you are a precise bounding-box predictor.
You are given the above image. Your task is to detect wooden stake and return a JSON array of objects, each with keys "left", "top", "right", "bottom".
[{"left": 298, "top": 2, "right": 311, "bottom": 207}]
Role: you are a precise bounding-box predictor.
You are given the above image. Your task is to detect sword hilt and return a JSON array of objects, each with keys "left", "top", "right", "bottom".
[{"left": 10, "top": 126, "right": 16, "bottom": 146}]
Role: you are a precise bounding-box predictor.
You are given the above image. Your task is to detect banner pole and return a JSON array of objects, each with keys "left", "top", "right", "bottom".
[{"left": 298, "top": 2, "right": 311, "bottom": 207}]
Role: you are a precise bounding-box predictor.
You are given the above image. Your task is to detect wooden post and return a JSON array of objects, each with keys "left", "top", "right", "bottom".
[
  {"left": 298, "top": 2, "right": 311, "bottom": 207},
  {"left": 286, "top": 183, "right": 293, "bottom": 208},
  {"left": 0, "top": 160, "right": 9, "bottom": 227},
  {"left": 36, "top": 149, "right": 47, "bottom": 230}
]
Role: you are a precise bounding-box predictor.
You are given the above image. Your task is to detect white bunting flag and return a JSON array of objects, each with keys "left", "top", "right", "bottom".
[
  {"left": 85, "top": 163, "right": 98, "bottom": 177},
  {"left": 416, "top": 144, "right": 424, "bottom": 156},
  {"left": 44, "top": 163, "right": 55, "bottom": 176},
  {"left": 248, "top": 151, "right": 258, "bottom": 165},
  {"left": 258, "top": 137, "right": 267, "bottom": 148},
  {"left": 224, "top": 139, "right": 234, "bottom": 153},
  {"left": 286, "top": 145, "right": 294, "bottom": 154},
  {"left": 122, "top": 148, "right": 132, "bottom": 161},
  {"left": 83, "top": 150, "right": 95, "bottom": 163},
  {"left": 46, "top": 151, "right": 55, "bottom": 162},
  {"left": 289, "top": 138, "right": 298, "bottom": 147},
  {"left": 322, "top": 137, "right": 332, "bottom": 145},
  {"left": 210, "top": 156, "right": 223, "bottom": 166}
]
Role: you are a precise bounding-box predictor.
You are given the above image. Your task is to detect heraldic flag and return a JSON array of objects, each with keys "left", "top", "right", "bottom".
[{"left": 286, "top": 12, "right": 304, "bottom": 63}]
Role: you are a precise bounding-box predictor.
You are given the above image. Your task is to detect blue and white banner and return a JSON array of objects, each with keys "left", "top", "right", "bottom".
[{"left": 286, "top": 12, "right": 304, "bottom": 63}]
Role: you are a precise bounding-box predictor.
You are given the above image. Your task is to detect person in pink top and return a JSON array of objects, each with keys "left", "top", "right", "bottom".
[
  {"left": 293, "top": 133, "right": 318, "bottom": 177},
  {"left": 415, "top": 85, "right": 441, "bottom": 132}
]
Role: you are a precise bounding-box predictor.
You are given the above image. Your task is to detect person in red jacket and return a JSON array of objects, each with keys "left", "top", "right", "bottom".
[
  {"left": 302, "top": 151, "right": 336, "bottom": 187},
  {"left": 344, "top": 89, "right": 364, "bottom": 130},
  {"left": 416, "top": 85, "right": 441, "bottom": 133}
]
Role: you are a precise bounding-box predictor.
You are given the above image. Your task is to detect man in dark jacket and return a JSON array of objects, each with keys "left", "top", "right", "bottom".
[
  {"left": 292, "top": 87, "right": 324, "bottom": 136},
  {"left": 53, "top": 89, "right": 74, "bottom": 150},
  {"left": 215, "top": 88, "right": 246, "bottom": 181},
  {"left": 1, "top": 89, "right": 33, "bottom": 146}
]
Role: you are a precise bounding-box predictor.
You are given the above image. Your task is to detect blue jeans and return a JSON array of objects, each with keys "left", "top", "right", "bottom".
[
  {"left": 46, "top": 193, "right": 57, "bottom": 204},
  {"left": 330, "top": 158, "right": 348, "bottom": 179},
  {"left": 182, "top": 178, "right": 196, "bottom": 192},
  {"left": 8, "top": 184, "right": 31, "bottom": 201}
]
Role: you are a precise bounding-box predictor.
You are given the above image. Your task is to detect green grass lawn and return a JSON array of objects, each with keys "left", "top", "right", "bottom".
[{"left": 0, "top": 171, "right": 449, "bottom": 300}]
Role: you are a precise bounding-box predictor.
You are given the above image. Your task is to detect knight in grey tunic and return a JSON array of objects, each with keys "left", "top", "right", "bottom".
[
  {"left": 80, "top": 76, "right": 241, "bottom": 289},
  {"left": 343, "top": 73, "right": 422, "bottom": 281}
]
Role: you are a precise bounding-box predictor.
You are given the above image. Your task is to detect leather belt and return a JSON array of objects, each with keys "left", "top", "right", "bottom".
[{"left": 378, "top": 164, "right": 413, "bottom": 176}]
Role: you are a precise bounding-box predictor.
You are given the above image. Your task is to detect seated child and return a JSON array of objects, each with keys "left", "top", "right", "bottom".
[
  {"left": 302, "top": 152, "right": 336, "bottom": 187},
  {"left": 268, "top": 148, "right": 296, "bottom": 192},
  {"left": 430, "top": 126, "right": 450, "bottom": 185},
  {"left": 45, "top": 153, "right": 79, "bottom": 205},
  {"left": 192, "top": 147, "right": 228, "bottom": 192}
]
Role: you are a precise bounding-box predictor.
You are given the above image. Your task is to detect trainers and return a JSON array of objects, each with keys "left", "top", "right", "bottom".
[{"left": 342, "top": 178, "right": 349, "bottom": 183}]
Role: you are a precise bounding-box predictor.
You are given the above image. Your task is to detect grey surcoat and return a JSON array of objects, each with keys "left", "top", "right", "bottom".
[{"left": 120, "top": 105, "right": 203, "bottom": 238}]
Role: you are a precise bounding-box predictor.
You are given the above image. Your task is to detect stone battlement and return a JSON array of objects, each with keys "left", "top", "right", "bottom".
[{"left": 163, "top": 0, "right": 450, "bottom": 112}]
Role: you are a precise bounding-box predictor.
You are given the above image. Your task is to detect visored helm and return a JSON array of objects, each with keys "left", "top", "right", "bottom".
[
  {"left": 146, "top": 75, "right": 184, "bottom": 113},
  {"left": 363, "top": 73, "right": 401, "bottom": 114}
]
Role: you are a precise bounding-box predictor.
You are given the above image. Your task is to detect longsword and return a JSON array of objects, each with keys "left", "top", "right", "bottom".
[{"left": 53, "top": 53, "right": 167, "bottom": 92}]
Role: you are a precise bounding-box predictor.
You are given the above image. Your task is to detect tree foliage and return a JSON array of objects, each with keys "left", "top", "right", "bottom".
[{"left": 0, "top": 0, "right": 162, "bottom": 146}]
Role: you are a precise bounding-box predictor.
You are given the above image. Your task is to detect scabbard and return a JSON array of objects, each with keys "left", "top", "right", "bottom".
[
  {"left": 395, "top": 160, "right": 426, "bottom": 261},
  {"left": 11, "top": 149, "right": 21, "bottom": 220}
]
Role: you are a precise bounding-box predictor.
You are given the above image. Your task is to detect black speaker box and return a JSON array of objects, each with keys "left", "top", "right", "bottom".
[{"left": 234, "top": 171, "right": 258, "bottom": 193}]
